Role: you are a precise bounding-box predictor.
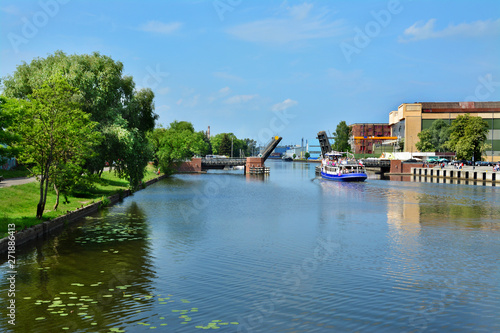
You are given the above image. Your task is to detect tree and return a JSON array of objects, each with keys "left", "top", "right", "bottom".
[
  {"left": 305, "top": 152, "right": 310, "bottom": 159},
  {"left": 0, "top": 96, "right": 21, "bottom": 164},
  {"left": 153, "top": 121, "right": 210, "bottom": 175},
  {"left": 293, "top": 153, "right": 297, "bottom": 159},
  {"left": 415, "top": 130, "right": 435, "bottom": 152},
  {"left": 416, "top": 119, "right": 451, "bottom": 152},
  {"left": 445, "top": 114, "right": 489, "bottom": 161},
  {"left": 218, "top": 134, "right": 232, "bottom": 157},
  {"left": 2, "top": 51, "right": 158, "bottom": 180},
  {"left": 332, "top": 121, "right": 352, "bottom": 152},
  {"left": 12, "top": 76, "right": 101, "bottom": 218},
  {"left": 243, "top": 138, "right": 257, "bottom": 156}
]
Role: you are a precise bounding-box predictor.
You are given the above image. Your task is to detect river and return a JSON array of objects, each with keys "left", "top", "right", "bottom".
[{"left": 1, "top": 160, "right": 499, "bottom": 332}]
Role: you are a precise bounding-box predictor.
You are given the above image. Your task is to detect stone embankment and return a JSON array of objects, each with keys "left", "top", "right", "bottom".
[
  {"left": 0, "top": 175, "right": 167, "bottom": 255},
  {"left": 411, "top": 167, "right": 499, "bottom": 183}
]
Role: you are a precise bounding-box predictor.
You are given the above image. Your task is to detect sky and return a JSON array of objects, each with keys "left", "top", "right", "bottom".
[{"left": 1, "top": 0, "right": 500, "bottom": 146}]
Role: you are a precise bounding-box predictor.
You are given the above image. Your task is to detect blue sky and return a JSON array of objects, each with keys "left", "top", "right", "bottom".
[{"left": 1, "top": 0, "right": 499, "bottom": 145}]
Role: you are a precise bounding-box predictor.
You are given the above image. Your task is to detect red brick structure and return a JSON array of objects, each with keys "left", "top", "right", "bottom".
[
  {"left": 175, "top": 158, "right": 202, "bottom": 173},
  {"left": 245, "top": 157, "right": 265, "bottom": 174},
  {"left": 390, "top": 160, "right": 424, "bottom": 174},
  {"left": 351, "top": 123, "right": 392, "bottom": 154}
]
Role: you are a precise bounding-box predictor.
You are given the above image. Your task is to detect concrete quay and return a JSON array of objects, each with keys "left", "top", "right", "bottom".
[{"left": 411, "top": 166, "right": 499, "bottom": 183}]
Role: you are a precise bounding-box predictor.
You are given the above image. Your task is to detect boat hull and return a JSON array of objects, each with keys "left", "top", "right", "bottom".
[{"left": 321, "top": 171, "right": 367, "bottom": 182}]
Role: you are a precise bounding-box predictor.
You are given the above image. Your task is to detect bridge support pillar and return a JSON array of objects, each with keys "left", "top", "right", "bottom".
[{"left": 245, "top": 157, "right": 265, "bottom": 174}]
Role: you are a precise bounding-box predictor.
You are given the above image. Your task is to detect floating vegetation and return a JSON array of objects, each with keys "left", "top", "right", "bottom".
[
  {"left": 74, "top": 221, "right": 147, "bottom": 245},
  {"left": 29, "top": 279, "right": 239, "bottom": 331}
]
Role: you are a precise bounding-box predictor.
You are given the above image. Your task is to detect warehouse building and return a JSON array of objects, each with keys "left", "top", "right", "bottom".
[{"left": 389, "top": 102, "right": 500, "bottom": 162}]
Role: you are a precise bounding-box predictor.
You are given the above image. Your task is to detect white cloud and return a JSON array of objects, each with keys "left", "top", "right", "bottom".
[
  {"left": 157, "top": 87, "right": 170, "bottom": 95},
  {"left": 226, "top": 3, "right": 345, "bottom": 44},
  {"left": 288, "top": 3, "right": 314, "bottom": 20},
  {"left": 219, "top": 86, "right": 231, "bottom": 95},
  {"left": 400, "top": 18, "right": 500, "bottom": 42},
  {"left": 177, "top": 94, "right": 200, "bottom": 107},
  {"left": 208, "top": 87, "right": 231, "bottom": 103},
  {"left": 272, "top": 99, "right": 298, "bottom": 111},
  {"left": 140, "top": 21, "right": 182, "bottom": 34},
  {"left": 213, "top": 71, "right": 244, "bottom": 82},
  {"left": 224, "top": 94, "right": 258, "bottom": 104}
]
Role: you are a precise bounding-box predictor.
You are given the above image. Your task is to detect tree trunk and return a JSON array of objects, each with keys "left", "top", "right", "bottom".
[
  {"left": 37, "top": 177, "right": 46, "bottom": 219},
  {"left": 53, "top": 183, "right": 60, "bottom": 210}
]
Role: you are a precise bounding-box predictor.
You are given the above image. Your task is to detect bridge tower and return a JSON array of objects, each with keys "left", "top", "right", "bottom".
[{"left": 317, "top": 131, "right": 332, "bottom": 157}]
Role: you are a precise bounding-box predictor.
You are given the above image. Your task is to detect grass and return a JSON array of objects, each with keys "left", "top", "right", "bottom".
[
  {"left": 0, "top": 165, "right": 31, "bottom": 179},
  {"left": 0, "top": 164, "right": 161, "bottom": 236}
]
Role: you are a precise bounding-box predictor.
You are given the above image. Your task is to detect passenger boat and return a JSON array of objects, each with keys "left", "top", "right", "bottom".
[{"left": 320, "top": 152, "right": 367, "bottom": 182}]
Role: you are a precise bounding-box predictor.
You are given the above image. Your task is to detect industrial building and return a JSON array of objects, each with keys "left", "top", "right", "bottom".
[
  {"left": 389, "top": 102, "right": 500, "bottom": 162},
  {"left": 350, "top": 123, "right": 392, "bottom": 154}
]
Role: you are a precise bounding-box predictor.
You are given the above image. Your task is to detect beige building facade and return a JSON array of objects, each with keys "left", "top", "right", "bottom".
[{"left": 389, "top": 102, "right": 500, "bottom": 162}]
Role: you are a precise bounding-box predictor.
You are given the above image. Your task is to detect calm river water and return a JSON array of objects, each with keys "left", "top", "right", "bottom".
[{"left": 1, "top": 160, "right": 500, "bottom": 332}]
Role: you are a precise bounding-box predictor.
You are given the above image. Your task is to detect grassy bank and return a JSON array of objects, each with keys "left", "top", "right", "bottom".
[
  {"left": 0, "top": 165, "right": 30, "bottom": 179},
  {"left": 0, "top": 165, "right": 160, "bottom": 236}
]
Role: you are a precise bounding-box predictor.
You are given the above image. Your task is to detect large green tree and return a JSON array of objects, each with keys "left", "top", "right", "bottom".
[
  {"left": 415, "top": 130, "right": 434, "bottom": 152},
  {"left": 332, "top": 121, "right": 352, "bottom": 152},
  {"left": 0, "top": 96, "right": 21, "bottom": 164},
  {"left": 12, "top": 76, "right": 101, "bottom": 219},
  {"left": 210, "top": 133, "right": 251, "bottom": 157},
  {"left": 416, "top": 119, "right": 451, "bottom": 152},
  {"left": 445, "top": 114, "right": 489, "bottom": 161},
  {"left": 218, "top": 134, "right": 232, "bottom": 157},
  {"left": 2, "top": 51, "right": 158, "bottom": 185},
  {"left": 152, "top": 121, "right": 210, "bottom": 175}
]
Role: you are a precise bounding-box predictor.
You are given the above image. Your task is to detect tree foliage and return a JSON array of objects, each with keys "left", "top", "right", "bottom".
[
  {"left": 218, "top": 134, "right": 232, "bottom": 157},
  {"left": 332, "top": 121, "right": 352, "bottom": 152},
  {"left": 210, "top": 133, "right": 253, "bottom": 157},
  {"left": 11, "top": 76, "right": 101, "bottom": 218},
  {"left": 2, "top": 51, "right": 158, "bottom": 187},
  {"left": 416, "top": 119, "right": 450, "bottom": 152},
  {"left": 415, "top": 130, "right": 435, "bottom": 152},
  {"left": 151, "top": 121, "right": 210, "bottom": 175},
  {"left": 0, "top": 96, "right": 21, "bottom": 164},
  {"left": 445, "top": 114, "right": 489, "bottom": 161}
]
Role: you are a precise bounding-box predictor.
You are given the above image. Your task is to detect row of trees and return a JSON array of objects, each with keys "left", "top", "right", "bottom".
[
  {"left": 0, "top": 51, "right": 259, "bottom": 218},
  {"left": 416, "top": 114, "right": 489, "bottom": 161},
  {"left": 1, "top": 51, "right": 157, "bottom": 218},
  {"left": 148, "top": 122, "right": 258, "bottom": 176}
]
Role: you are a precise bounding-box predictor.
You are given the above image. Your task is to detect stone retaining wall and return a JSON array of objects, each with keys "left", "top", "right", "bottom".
[
  {"left": 0, "top": 174, "right": 167, "bottom": 255},
  {"left": 411, "top": 168, "right": 499, "bottom": 183}
]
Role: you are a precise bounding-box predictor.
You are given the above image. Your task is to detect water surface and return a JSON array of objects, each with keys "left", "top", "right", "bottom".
[{"left": 1, "top": 160, "right": 499, "bottom": 332}]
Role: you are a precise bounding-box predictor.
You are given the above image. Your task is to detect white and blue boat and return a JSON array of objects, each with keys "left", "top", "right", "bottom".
[{"left": 320, "top": 152, "right": 367, "bottom": 182}]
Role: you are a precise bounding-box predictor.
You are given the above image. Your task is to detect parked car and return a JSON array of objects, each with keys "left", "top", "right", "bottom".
[
  {"left": 438, "top": 158, "right": 449, "bottom": 163},
  {"left": 475, "top": 161, "right": 492, "bottom": 166}
]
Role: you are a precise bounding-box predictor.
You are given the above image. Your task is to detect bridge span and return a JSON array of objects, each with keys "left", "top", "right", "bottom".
[{"left": 191, "top": 136, "right": 283, "bottom": 174}]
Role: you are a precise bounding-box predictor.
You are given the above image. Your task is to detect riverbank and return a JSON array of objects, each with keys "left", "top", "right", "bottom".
[{"left": 0, "top": 172, "right": 167, "bottom": 255}]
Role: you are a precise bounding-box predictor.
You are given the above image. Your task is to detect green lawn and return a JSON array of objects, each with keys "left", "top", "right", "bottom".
[
  {"left": 0, "top": 165, "right": 31, "bottom": 179},
  {"left": 0, "top": 164, "right": 161, "bottom": 236}
]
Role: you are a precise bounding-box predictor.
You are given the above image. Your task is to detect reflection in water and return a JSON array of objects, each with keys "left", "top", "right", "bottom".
[{"left": 0, "top": 202, "right": 157, "bottom": 332}]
